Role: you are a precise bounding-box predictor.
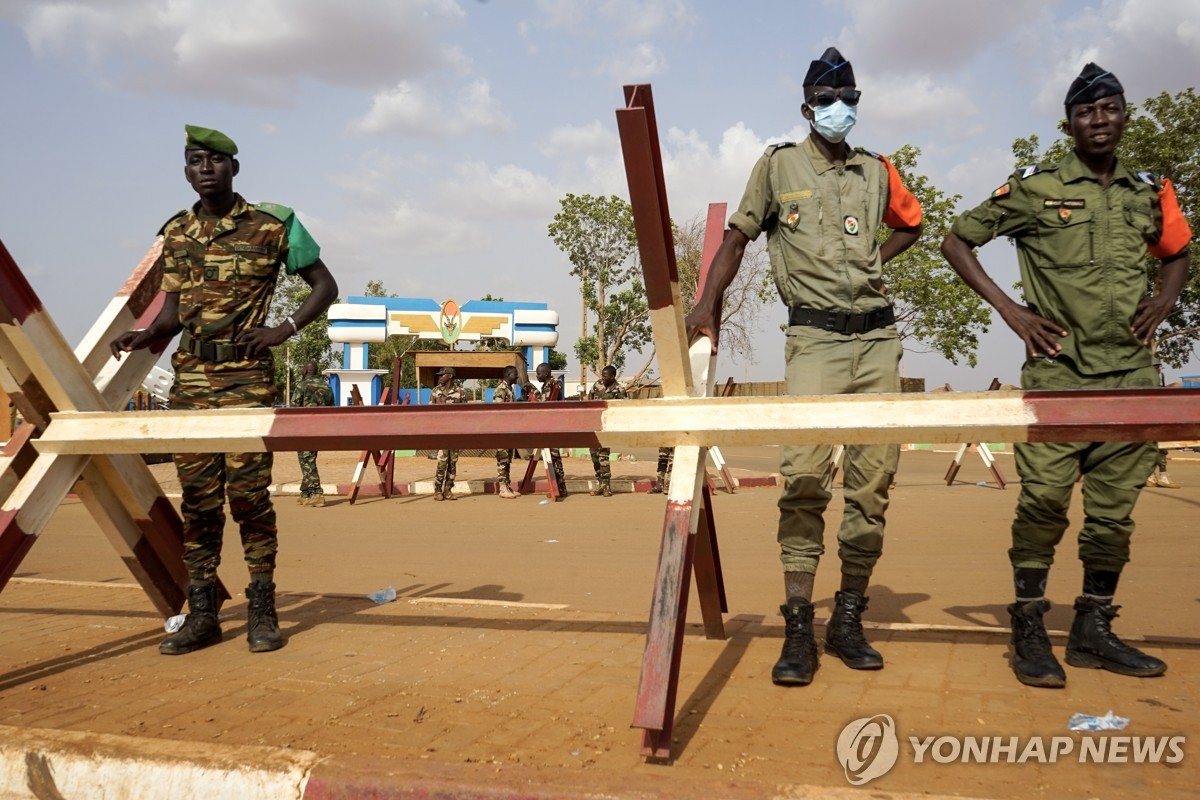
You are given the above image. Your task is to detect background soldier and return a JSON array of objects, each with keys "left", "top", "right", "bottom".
[
  {"left": 527, "top": 361, "right": 569, "bottom": 497},
  {"left": 649, "top": 447, "right": 674, "bottom": 494},
  {"left": 942, "top": 63, "right": 1192, "bottom": 688},
  {"left": 492, "top": 365, "right": 521, "bottom": 498},
  {"left": 1145, "top": 449, "right": 1181, "bottom": 489},
  {"left": 431, "top": 366, "right": 466, "bottom": 500},
  {"left": 111, "top": 124, "right": 337, "bottom": 656},
  {"left": 686, "top": 48, "right": 923, "bottom": 687},
  {"left": 291, "top": 360, "right": 333, "bottom": 507},
  {"left": 587, "top": 365, "right": 626, "bottom": 496}
]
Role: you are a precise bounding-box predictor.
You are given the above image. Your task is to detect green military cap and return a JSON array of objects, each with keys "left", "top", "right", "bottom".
[{"left": 184, "top": 124, "right": 238, "bottom": 156}]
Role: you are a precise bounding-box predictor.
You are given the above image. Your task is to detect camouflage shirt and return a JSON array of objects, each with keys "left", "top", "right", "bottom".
[
  {"left": 588, "top": 380, "right": 627, "bottom": 401},
  {"left": 291, "top": 375, "right": 333, "bottom": 408},
  {"left": 160, "top": 193, "right": 321, "bottom": 377},
  {"left": 492, "top": 381, "right": 518, "bottom": 403},
  {"left": 430, "top": 380, "right": 467, "bottom": 405},
  {"left": 529, "top": 378, "right": 562, "bottom": 401}
]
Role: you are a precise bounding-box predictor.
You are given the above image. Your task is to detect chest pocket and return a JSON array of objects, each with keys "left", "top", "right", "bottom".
[
  {"left": 1033, "top": 208, "right": 1093, "bottom": 268},
  {"left": 1121, "top": 199, "right": 1158, "bottom": 257},
  {"left": 774, "top": 190, "right": 822, "bottom": 249},
  {"left": 224, "top": 243, "right": 280, "bottom": 282}
]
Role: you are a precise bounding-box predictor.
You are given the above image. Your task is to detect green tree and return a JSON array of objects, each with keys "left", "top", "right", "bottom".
[
  {"left": 674, "top": 212, "right": 770, "bottom": 364},
  {"left": 882, "top": 145, "right": 992, "bottom": 367},
  {"left": 547, "top": 193, "right": 644, "bottom": 384},
  {"left": 1012, "top": 89, "right": 1200, "bottom": 367},
  {"left": 267, "top": 273, "right": 338, "bottom": 403}
]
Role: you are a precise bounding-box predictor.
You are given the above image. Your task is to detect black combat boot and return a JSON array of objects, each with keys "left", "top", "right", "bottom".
[
  {"left": 771, "top": 600, "right": 820, "bottom": 686},
  {"left": 246, "top": 580, "right": 284, "bottom": 653},
  {"left": 160, "top": 583, "right": 222, "bottom": 655},
  {"left": 825, "top": 590, "right": 884, "bottom": 670},
  {"left": 1007, "top": 599, "right": 1066, "bottom": 687},
  {"left": 1065, "top": 596, "right": 1166, "bottom": 677}
]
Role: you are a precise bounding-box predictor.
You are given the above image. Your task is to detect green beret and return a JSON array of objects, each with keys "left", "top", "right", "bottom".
[{"left": 184, "top": 124, "right": 238, "bottom": 156}]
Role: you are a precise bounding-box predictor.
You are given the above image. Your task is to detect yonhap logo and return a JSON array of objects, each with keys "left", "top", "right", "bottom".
[{"left": 836, "top": 714, "right": 899, "bottom": 785}]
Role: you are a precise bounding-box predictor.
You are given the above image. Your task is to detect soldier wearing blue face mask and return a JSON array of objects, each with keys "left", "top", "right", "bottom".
[{"left": 687, "top": 47, "right": 924, "bottom": 688}]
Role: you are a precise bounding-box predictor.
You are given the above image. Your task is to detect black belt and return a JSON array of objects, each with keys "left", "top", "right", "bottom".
[
  {"left": 180, "top": 330, "right": 247, "bottom": 362},
  {"left": 788, "top": 305, "right": 895, "bottom": 334}
]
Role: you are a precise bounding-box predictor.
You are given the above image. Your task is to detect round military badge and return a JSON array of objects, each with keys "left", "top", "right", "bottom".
[
  {"left": 844, "top": 215, "right": 860, "bottom": 235},
  {"left": 439, "top": 299, "right": 462, "bottom": 344}
]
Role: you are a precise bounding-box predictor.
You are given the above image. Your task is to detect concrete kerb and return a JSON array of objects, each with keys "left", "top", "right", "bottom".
[
  {"left": 0, "top": 724, "right": 319, "bottom": 799},
  {"left": 0, "top": 723, "right": 995, "bottom": 800},
  {"left": 269, "top": 475, "right": 779, "bottom": 500}
]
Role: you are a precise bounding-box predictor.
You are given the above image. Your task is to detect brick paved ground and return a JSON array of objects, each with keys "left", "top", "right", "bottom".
[{"left": 2, "top": 450, "right": 1198, "bottom": 798}]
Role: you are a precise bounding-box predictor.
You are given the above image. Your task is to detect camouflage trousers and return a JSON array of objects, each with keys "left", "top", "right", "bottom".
[
  {"left": 656, "top": 447, "right": 675, "bottom": 483},
  {"left": 169, "top": 364, "right": 278, "bottom": 582},
  {"left": 435, "top": 449, "right": 459, "bottom": 490},
  {"left": 297, "top": 451, "right": 323, "bottom": 498},
  {"left": 496, "top": 448, "right": 516, "bottom": 488},
  {"left": 590, "top": 448, "right": 612, "bottom": 488},
  {"left": 546, "top": 448, "right": 567, "bottom": 492}
]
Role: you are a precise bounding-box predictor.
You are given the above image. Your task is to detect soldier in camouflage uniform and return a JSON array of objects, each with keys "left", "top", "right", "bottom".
[
  {"left": 649, "top": 447, "right": 674, "bottom": 494},
  {"left": 430, "top": 366, "right": 467, "bottom": 500},
  {"left": 587, "top": 365, "right": 626, "bottom": 496},
  {"left": 291, "top": 360, "right": 333, "bottom": 507},
  {"left": 111, "top": 124, "right": 337, "bottom": 656},
  {"left": 526, "top": 362, "right": 568, "bottom": 497},
  {"left": 492, "top": 365, "right": 521, "bottom": 498},
  {"left": 943, "top": 64, "right": 1192, "bottom": 688}
]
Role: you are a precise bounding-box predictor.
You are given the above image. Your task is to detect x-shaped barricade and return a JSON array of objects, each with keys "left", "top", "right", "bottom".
[
  {"left": 5, "top": 85, "right": 1200, "bottom": 762},
  {"left": 0, "top": 240, "right": 231, "bottom": 615}
]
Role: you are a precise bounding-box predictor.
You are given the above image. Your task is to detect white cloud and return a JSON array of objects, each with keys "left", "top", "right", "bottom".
[
  {"left": 597, "top": 43, "right": 668, "bottom": 83},
  {"left": 534, "top": 0, "right": 694, "bottom": 37},
  {"left": 348, "top": 78, "right": 511, "bottom": 138},
  {"left": 863, "top": 73, "right": 978, "bottom": 136},
  {"left": 17, "top": 0, "right": 466, "bottom": 104},
  {"left": 436, "top": 161, "right": 562, "bottom": 220},
  {"left": 598, "top": 0, "right": 696, "bottom": 39},
  {"left": 1023, "top": 0, "right": 1200, "bottom": 114},
  {"left": 944, "top": 147, "right": 1019, "bottom": 204},
  {"left": 541, "top": 121, "right": 618, "bottom": 159},
  {"left": 835, "top": 0, "right": 1047, "bottom": 73}
]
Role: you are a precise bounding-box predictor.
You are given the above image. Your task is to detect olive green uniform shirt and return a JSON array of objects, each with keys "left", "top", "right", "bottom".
[
  {"left": 951, "top": 151, "right": 1171, "bottom": 375},
  {"left": 728, "top": 136, "right": 896, "bottom": 313}
]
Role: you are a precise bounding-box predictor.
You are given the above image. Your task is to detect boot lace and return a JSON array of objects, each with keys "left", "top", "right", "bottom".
[
  {"left": 1089, "top": 605, "right": 1140, "bottom": 655},
  {"left": 834, "top": 595, "right": 869, "bottom": 646},
  {"left": 780, "top": 611, "right": 814, "bottom": 660},
  {"left": 247, "top": 587, "right": 278, "bottom": 630},
  {"left": 1014, "top": 612, "right": 1055, "bottom": 659}
]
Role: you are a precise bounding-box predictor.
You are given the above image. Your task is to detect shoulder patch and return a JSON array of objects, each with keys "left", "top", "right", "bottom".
[
  {"left": 765, "top": 142, "right": 796, "bottom": 155},
  {"left": 855, "top": 147, "right": 883, "bottom": 160},
  {"left": 1018, "top": 164, "right": 1042, "bottom": 179},
  {"left": 252, "top": 202, "right": 295, "bottom": 223},
  {"left": 1136, "top": 171, "right": 1159, "bottom": 187},
  {"left": 991, "top": 182, "right": 1011, "bottom": 198},
  {"left": 157, "top": 209, "right": 188, "bottom": 236}
]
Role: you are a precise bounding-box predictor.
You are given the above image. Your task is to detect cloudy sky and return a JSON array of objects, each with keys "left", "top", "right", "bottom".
[{"left": 2, "top": 0, "right": 1199, "bottom": 389}]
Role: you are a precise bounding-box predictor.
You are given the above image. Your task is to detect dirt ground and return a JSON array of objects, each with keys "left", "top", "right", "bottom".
[{"left": 2, "top": 448, "right": 1198, "bottom": 798}]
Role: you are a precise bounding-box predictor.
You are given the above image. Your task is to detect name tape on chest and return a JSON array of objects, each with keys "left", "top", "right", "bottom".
[{"left": 1042, "top": 199, "right": 1087, "bottom": 209}]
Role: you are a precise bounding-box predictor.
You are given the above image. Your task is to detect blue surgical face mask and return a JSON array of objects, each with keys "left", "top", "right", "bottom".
[{"left": 811, "top": 100, "right": 857, "bottom": 143}]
